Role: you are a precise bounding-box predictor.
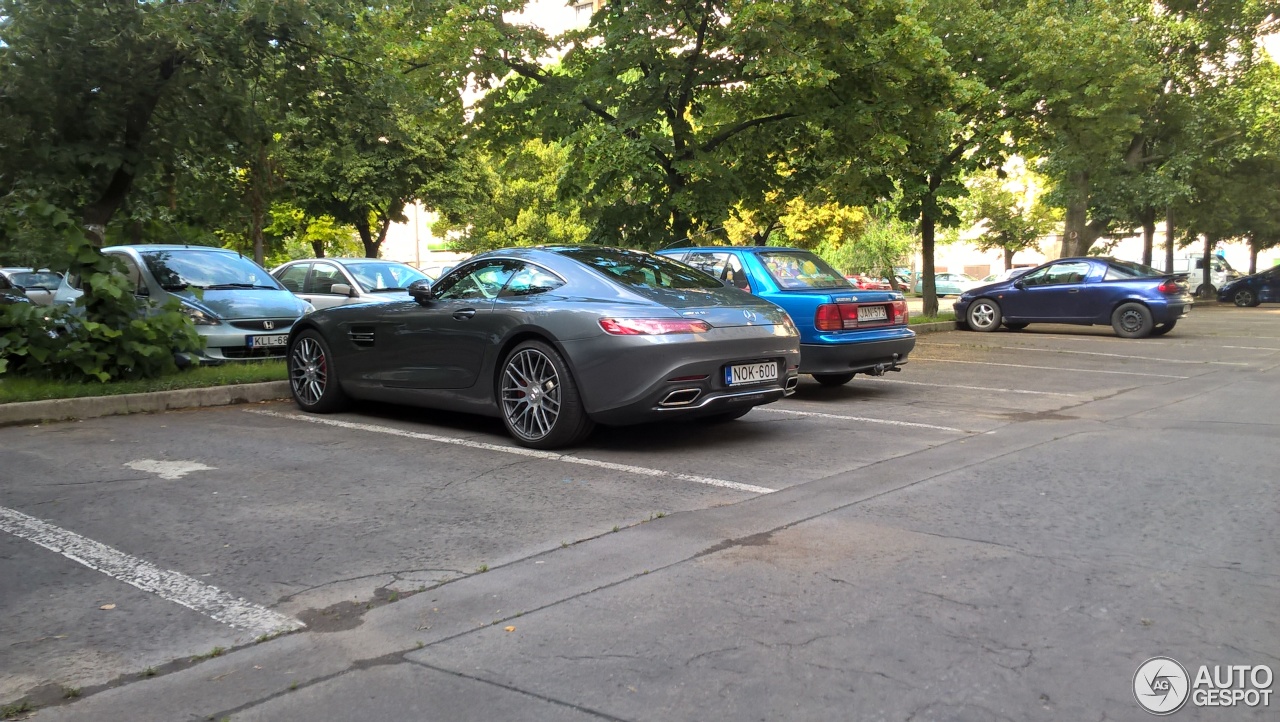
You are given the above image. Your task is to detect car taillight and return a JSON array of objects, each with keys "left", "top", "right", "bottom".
[
  {"left": 815, "top": 303, "right": 897, "bottom": 330},
  {"left": 1157, "top": 279, "right": 1183, "bottom": 294},
  {"left": 892, "top": 299, "right": 908, "bottom": 325},
  {"left": 815, "top": 304, "right": 844, "bottom": 331},
  {"left": 599, "top": 318, "right": 712, "bottom": 335}
]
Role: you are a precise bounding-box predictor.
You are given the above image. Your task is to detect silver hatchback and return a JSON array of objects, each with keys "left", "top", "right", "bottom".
[
  {"left": 53, "top": 245, "right": 314, "bottom": 361},
  {"left": 271, "top": 258, "right": 433, "bottom": 310}
]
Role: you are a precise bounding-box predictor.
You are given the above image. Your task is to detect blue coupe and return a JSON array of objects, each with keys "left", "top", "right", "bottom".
[
  {"left": 658, "top": 247, "right": 915, "bottom": 386},
  {"left": 953, "top": 257, "right": 1193, "bottom": 338},
  {"left": 1217, "top": 265, "right": 1280, "bottom": 307}
]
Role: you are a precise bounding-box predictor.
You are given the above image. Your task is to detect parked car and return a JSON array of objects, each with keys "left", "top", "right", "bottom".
[
  {"left": 287, "top": 246, "right": 801, "bottom": 448},
  {"left": 272, "top": 258, "right": 432, "bottom": 310},
  {"left": 1170, "top": 254, "right": 1240, "bottom": 297},
  {"left": 953, "top": 257, "right": 1193, "bottom": 338},
  {"left": 657, "top": 246, "right": 914, "bottom": 386},
  {"left": 845, "top": 274, "right": 893, "bottom": 291},
  {"left": 915, "top": 272, "right": 981, "bottom": 297},
  {"left": 1217, "top": 265, "right": 1280, "bottom": 307},
  {"left": 0, "top": 274, "right": 33, "bottom": 306},
  {"left": 53, "top": 245, "right": 313, "bottom": 361},
  {"left": 977, "top": 267, "right": 1032, "bottom": 285},
  {"left": 0, "top": 268, "right": 62, "bottom": 306}
]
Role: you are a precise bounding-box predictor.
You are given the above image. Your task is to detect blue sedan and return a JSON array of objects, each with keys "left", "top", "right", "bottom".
[
  {"left": 953, "top": 257, "right": 1193, "bottom": 338},
  {"left": 1217, "top": 266, "right": 1280, "bottom": 307},
  {"left": 658, "top": 247, "right": 915, "bottom": 386}
]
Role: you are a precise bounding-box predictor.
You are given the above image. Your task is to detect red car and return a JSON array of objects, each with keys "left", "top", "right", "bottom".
[{"left": 845, "top": 274, "right": 894, "bottom": 291}]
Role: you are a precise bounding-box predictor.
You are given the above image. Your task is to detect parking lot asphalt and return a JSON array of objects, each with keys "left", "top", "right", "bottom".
[{"left": 2, "top": 303, "right": 1278, "bottom": 720}]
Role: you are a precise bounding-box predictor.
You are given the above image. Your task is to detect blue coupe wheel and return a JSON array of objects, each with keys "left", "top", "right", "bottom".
[
  {"left": 1111, "top": 303, "right": 1154, "bottom": 338},
  {"left": 966, "top": 298, "right": 1002, "bottom": 332},
  {"left": 1233, "top": 289, "right": 1256, "bottom": 307}
]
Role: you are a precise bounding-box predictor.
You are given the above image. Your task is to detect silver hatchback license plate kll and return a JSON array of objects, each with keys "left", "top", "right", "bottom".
[{"left": 246, "top": 334, "right": 289, "bottom": 349}]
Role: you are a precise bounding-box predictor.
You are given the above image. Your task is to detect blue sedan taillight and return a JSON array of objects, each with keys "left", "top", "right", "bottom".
[{"left": 815, "top": 301, "right": 908, "bottom": 330}]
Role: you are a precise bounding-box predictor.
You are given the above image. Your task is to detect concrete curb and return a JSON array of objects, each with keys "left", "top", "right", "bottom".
[
  {"left": 0, "top": 323, "right": 955, "bottom": 428},
  {"left": 0, "top": 380, "right": 291, "bottom": 427}
]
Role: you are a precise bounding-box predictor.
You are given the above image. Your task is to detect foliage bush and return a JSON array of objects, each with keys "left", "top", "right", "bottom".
[{"left": 0, "top": 203, "right": 202, "bottom": 382}]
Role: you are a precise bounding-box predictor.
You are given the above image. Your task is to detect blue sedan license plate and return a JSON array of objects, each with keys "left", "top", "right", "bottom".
[
  {"left": 725, "top": 361, "right": 778, "bottom": 386},
  {"left": 246, "top": 334, "right": 289, "bottom": 349}
]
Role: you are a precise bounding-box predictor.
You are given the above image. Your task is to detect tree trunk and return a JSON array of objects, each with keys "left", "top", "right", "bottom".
[
  {"left": 1164, "top": 207, "right": 1175, "bottom": 273},
  {"left": 1141, "top": 214, "right": 1155, "bottom": 268},
  {"left": 1250, "top": 241, "right": 1259, "bottom": 275},
  {"left": 355, "top": 214, "right": 389, "bottom": 258},
  {"left": 1061, "top": 171, "right": 1089, "bottom": 258},
  {"left": 80, "top": 53, "right": 181, "bottom": 245},
  {"left": 920, "top": 209, "right": 937, "bottom": 318},
  {"left": 1003, "top": 246, "right": 1014, "bottom": 271},
  {"left": 310, "top": 240, "right": 325, "bottom": 258},
  {"left": 1200, "top": 236, "right": 1213, "bottom": 298}
]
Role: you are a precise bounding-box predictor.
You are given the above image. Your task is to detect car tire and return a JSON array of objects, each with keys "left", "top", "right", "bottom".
[
  {"left": 965, "top": 298, "right": 1002, "bottom": 332},
  {"left": 1151, "top": 321, "right": 1176, "bottom": 336},
  {"left": 1233, "top": 289, "right": 1256, "bottom": 307},
  {"left": 499, "top": 339, "right": 595, "bottom": 449},
  {"left": 1111, "top": 302, "right": 1154, "bottom": 338},
  {"left": 288, "top": 329, "right": 348, "bottom": 413},
  {"left": 1003, "top": 322, "right": 1029, "bottom": 331},
  {"left": 812, "top": 373, "right": 856, "bottom": 386},
  {"left": 1199, "top": 283, "right": 1217, "bottom": 299}
]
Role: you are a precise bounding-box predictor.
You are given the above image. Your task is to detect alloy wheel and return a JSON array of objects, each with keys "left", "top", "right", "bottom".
[
  {"left": 970, "top": 302, "right": 996, "bottom": 329},
  {"left": 290, "top": 337, "right": 327, "bottom": 406},
  {"left": 501, "top": 348, "right": 562, "bottom": 441},
  {"left": 1235, "top": 290, "right": 1255, "bottom": 307}
]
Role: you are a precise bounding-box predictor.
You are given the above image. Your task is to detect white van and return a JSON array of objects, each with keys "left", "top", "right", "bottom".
[{"left": 1169, "top": 255, "right": 1239, "bottom": 296}]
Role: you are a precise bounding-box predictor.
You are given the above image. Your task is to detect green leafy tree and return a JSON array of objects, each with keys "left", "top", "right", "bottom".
[
  {"left": 815, "top": 211, "right": 917, "bottom": 289},
  {"left": 961, "top": 161, "right": 1061, "bottom": 270}
]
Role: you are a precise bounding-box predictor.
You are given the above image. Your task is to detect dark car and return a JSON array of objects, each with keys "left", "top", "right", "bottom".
[
  {"left": 658, "top": 246, "right": 914, "bottom": 386},
  {"left": 1217, "top": 266, "right": 1280, "bottom": 307},
  {"left": 953, "top": 257, "right": 1193, "bottom": 338},
  {"left": 287, "top": 246, "right": 801, "bottom": 449}
]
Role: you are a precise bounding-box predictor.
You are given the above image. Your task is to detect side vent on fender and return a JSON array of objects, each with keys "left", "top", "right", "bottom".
[{"left": 348, "top": 326, "right": 376, "bottom": 347}]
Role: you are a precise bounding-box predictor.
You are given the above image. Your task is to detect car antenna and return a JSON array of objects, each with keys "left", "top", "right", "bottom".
[{"left": 658, "top": 226, "right": 726, "bottom": 251}]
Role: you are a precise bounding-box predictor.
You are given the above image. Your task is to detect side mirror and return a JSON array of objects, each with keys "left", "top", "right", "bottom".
[
  {"left": 1013, "top": 280, "right": 1026, "bottom": 290},
  {"left": 408, "top": 278, "right": 434, "bottom": 304},
  {"left": 330, "top": 283, "right": 356, "bottom": 297},
  {"left": 135, "top": 285, "right": 150, "bottom": 298}
]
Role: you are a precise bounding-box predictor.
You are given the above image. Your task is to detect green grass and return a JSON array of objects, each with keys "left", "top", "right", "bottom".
[
  {"left": 909, "top": 311, "right": 956, "bottom": 325},
  {"left": 0, "top": 361, "right": 286, "bottom": 404}
]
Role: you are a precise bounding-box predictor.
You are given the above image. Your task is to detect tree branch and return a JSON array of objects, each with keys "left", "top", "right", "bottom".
[{"left": 701, "top": 113, "right": 797, "bottom": 153}]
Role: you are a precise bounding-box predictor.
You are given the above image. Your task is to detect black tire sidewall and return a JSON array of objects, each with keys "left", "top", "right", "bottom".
[
  {"left": 967, "top": 299, "right": 1002, "bottom": 332},
  {"left": 289, "top": 329, "right": 347, "bottom": 413},
  {"left": 1111, "top": 303, "right": 1153, "bottom": 338},
  {"left": 500, "top": 339, "right": 594, "bottom": 449}
]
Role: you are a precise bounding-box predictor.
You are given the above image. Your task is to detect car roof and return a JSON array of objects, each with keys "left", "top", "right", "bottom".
[
  {"left": 102, "top": 244, "right": 238, "bottom": 254},
  {"left": 664, "top": 246, "right": 807, "bottom": 254}
]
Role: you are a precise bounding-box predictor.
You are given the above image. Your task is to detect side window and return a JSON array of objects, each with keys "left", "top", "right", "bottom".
[
  {"left": 117, "top": 256, "right": 147, "bottom": 295},
  {"left": 724, "top": 254, "right": 750, "bottom": 291},
  {"left": 433, "top": 261, "right": 517, "bottom": 301},
  {"left": 683, "top": 252, "right": 727, "bottom": 279},
  {"left": 277, "top": 263, "right": 310, "bottom": 293},
  {"left": 305, "top": 263, "right": 345, "bottom": 294},
  {"left": 1035, "top": 261, "right": 1090, "bottom": 286},
  {"left": 499, "top": 263, "right": 565, "bottom": 298}
]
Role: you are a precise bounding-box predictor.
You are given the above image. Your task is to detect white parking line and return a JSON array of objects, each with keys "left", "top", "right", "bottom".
[
  {"left": 923, "top": 342, "right": 1249, "bottom": 365},
  {"left": 250, "top": 410, "right": 775, "bottom": 495},
  {"left": 910, "top": 357, "right": 1188, "bottom": 378},
  {"left": 758, "top": 407, "right": 967, "bottom": 433},
  {"left": 0, "top": 506, "right": 303, "bottom": 637},
  {"left": 864, "top": 377, "right": 1083, "bottom": 398}
]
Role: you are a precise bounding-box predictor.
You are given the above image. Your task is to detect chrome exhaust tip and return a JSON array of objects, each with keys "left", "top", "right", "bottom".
[
  {"left": 659, "top": 388, "right": 702, "bottom": 407},
  {"left": 785, "top": 376, "right": 799, "bottom": 391}
]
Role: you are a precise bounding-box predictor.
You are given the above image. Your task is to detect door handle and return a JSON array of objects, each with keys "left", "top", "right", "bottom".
[
  {"left": 1067, "top": 289, "right": 1080, "bottom": 294},
  {"left": 453, "top": 308, "right": 477, "bottom": 320}
]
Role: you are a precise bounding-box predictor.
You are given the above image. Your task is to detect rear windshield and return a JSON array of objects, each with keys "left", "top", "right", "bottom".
[
  {"left": 1104, "top": 260, "right": 1163, "bottom": 280},
  {"left": 557, "top": 247, "right": 722, "bottom": 290},
  {"left": 759, "top": 251, "right": 851, "bottom": 290},
  {"left": 10, "top": 271, "right": 61, "bottom": 289},
  {"left": 141, "top": 250, "right": 281, "bottom": 290}
]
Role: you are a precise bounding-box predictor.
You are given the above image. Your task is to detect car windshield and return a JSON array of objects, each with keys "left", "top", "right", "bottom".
[
  {"left": 10, "top": 271, "right": 60, "bottom": 289},
  {"left": 345, "top": 262, "right": 429, "bottom": 293},
  {"left": 141, "top": 250, "right": 281, "bottom": 290},
  {"left": 1104, "top": 259, "right": 1163, "bottom": 279},
  {"left": 759, "top": 251, "right": 850, "bottom": 290},
  {"left": 558, "top": 247, "right": 722, "bottom": 290}
]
